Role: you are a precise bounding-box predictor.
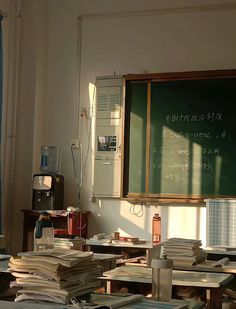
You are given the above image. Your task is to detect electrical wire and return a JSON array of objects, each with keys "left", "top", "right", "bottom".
[
  {"left": 79, "top": 89, "right": 95, "bottom": 195},
  {"left": 71, "top": 144, "right": 81, "bottom": 206},
  {"left": 129, "top": 202, "right": 144, "bottom": 217},
  {"left": 71, "top": 86, "right": 96, "bottom": 206}
]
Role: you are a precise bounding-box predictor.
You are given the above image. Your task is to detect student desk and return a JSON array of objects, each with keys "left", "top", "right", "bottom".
[
  {"left": 205, "top": 248, "right": 236, "bottom": 262},
  {"left": 100, "top": 265, "right": 233, "bottom": 309},
  {"left": 0, "top": 293, "right": 205, "bottom": 309},
  {"left": 93, "top": 253, "right": 122, "bottom": 271},
  {"left": 86, "top": 239, "right": 161, "bottom": 265},
  {"left": 0, "top": 298, "right": 201, "bottom": 309},
  {"left": 173, "top": 260, "right": 236, "bottom": 274}
]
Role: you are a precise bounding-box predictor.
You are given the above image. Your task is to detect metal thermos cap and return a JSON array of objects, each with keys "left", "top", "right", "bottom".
[{"left": 151, "top": 258, "right": 173, "bottom": 269}]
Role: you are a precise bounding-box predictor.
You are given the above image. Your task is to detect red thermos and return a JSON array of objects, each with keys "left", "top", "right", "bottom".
[{"left": 152, "top": 213, "right": 161, "bottom": 243}]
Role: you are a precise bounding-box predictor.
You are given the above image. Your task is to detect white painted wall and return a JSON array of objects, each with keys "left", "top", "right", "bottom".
[
  {"left": 0, "top": 0, "right": 21, "bottom": 250},
  {"left": 9, "top": 0, "right": 49, "bottom": 253},
  {"left": 9, "top": 0, "right": 236, "bottom": 253},
  {"left": 0, "top": 0, "right": 11, "bottom": 249}
]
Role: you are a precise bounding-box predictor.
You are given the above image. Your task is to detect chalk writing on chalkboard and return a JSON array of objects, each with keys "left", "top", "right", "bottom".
[{"left": 166, "top": 112, "right": 223, "bottom": 122}]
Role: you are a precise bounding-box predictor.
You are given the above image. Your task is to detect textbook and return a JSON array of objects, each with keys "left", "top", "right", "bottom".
[
  {"left": 163, "top": 237, "right": 205, "bottom": 266},
  {"left": 17, "top": 249, "right": 93, "bottom": 267},
  {"left": 9, "top": 249, "right": 102, "bottom": 304}
]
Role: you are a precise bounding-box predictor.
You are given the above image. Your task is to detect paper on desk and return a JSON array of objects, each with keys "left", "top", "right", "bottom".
[
  {"left": 0, "top": 254, "right": 11, "bottom": 261},
  {"left": 210, "top": 257, "right": 229, "bottom": 267},
  {"left": 89, "top": 294, "right": 144, "bottom": 309},
  {"left": 195, "top": 257, "right": 229, "bottom": 269},
  {"left": 89, "top": 294, "right": 188, "bottom": 309},
  {"left": 117, "top": 299, "right": 188, "bottom": 309}
]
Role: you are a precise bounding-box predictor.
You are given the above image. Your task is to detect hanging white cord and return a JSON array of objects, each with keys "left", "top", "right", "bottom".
[
  {"left": 79, "top": 86, "right": 95, "bottom": 188},
  {"left": 71, "top": 144, "right": 81, "bottom": 206},
  {"left": 71, "top": 87, "right": 95, "bottom": 206}
]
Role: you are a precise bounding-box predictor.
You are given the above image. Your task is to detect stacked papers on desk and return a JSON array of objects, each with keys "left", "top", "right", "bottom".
[
  {"left": 163, "top": 238, "right": 206, "bottom": 266},
  {"left": 54, "top": 237, "right": 85, "bottom": 250},
  {"left": 8, "top": 249, "right": 102, "bottom": 304}
]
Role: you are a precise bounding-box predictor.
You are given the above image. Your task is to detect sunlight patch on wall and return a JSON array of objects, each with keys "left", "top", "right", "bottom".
[
  {"left": 131, "top": 112, "right": 144, "bottom": 143},
  {"left": 120, "top": 203, "right": 146, "bottom": 230},
  {"left": 192, "top": 143, "right": 202, "bottom": 195},
  {"left": 161, "top": 127, "right": 190, "bottom": 194},
  {"left": 215, "top": 155, "right": 222, "bottom": 195},
  {"left": 198, "top": 207, "right": 206, "bottom": 246},
  {"left": 88, "top": 82, "right": 96, "bottom": 152},
  {"left": 89, "top": 82, "right": 96, "bottom": 197},
  {"left": 167, "top": 206, "right": 198, "bottom": 239},
  {"left": 116, "top": 228, "right": 132, "bottom": 237},
  {"left": 98, "top": 198, "right": 102, "bottom": 209}
]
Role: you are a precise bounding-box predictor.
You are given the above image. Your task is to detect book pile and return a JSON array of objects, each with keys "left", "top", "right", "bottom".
[
  {"left": 163, "top": 238, "right": 206, "bottom": 266},
  {"left": 8, "top": 249, "right": 102, "bottom": 304},
  {"left": 54, "top": 237, "right": 85, "bottom": 250},
  {"left": 111, "top": 237, "right": 146, "bottom": 245}
]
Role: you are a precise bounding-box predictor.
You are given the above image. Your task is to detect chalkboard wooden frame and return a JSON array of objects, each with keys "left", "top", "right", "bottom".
[{"left": 122, "top": 69, "right": 236, "bottom": 203}]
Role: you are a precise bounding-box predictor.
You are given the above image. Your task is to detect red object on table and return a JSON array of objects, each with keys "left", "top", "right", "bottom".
[{"left": 21, "top": 209, "right": 90, "bottom": 251}]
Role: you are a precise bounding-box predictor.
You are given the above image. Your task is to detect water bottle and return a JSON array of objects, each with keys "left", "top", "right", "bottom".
[
  {"left": 40, "top": 146, "right": 59, "bottom": 174},
  {"left": 152, "top": 213, "right": 161, "bottom": 244},
  {"left": 151, "top": 257, "right": 173, "bottom": 301},
  {"left": 34, "top": 212, "right": 54, "bottom": 251}
]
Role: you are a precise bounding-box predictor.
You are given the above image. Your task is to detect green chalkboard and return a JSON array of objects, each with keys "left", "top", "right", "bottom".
[
  {"left": 124, "top": 72, "right": 236, "bottom": 199},
  {"left": 127, "top": 82, "right": 147, "bottom": 193}
]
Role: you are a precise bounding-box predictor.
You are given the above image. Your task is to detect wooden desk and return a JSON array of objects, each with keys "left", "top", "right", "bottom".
[
  {"left": 100, "top": 265, "right": 233, "bottom": 309},
  {"left": 93, "top": 253, "right": 122, "bottom": 271},
  {"left": 0, "top": 293, "right": 205, "bottom": 309},
  {"left": 86, "top": 239, "right": 161, "bottom": 265},
  {"left": 21, "top": 209, "right": 89, "bottom": 251},
  {"left": 173, "top": 260, "right": 236, "bottom": 274},
  {"left": 205, "top": 248, "right": 236, "bottom": 261},
  {"left": 0, "top": 297, "right": 200, "bottom": 309},
  {"left": 91, "top": 294, "right": 190, "bottom": 309}
]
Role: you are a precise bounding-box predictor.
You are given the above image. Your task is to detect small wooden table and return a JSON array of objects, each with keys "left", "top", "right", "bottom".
[
  {"left": 21, "top": 209, "right": 90, "bottom": 251},
  {"left": 100, "top": 265, "right": 233, "bottom": 309}
]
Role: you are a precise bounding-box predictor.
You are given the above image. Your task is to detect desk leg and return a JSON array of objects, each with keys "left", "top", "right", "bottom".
[
  {"left": 105, "top": 280, "right": 120, "bottom": 294},
  {"left": 206, "top": 287, "right": 223, "bottom": 309}
]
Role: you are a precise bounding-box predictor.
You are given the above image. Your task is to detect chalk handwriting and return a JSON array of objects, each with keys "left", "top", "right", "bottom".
[
  {"left": 215, "top": 130, "right": 228, "bottom": 139},
  {"left": 156, "top": 161, "right": 213, "bottom": 172},
  {"left": 157, "top": 147, "right": 220, "bottom": 156},
  {"left": 162, "top": 131, "right": 212, "bottom": 139},
  {"left": 166, "top": 112, "right": 223, "bottom": 123}
]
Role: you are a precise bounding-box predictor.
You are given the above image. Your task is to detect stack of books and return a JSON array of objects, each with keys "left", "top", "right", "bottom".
[
  {"left": 54, "top": 237, "right": 85, "bottom": 250},
  {"left": 8, "top": 249, "right": 102, "bottom": 304},
  {"left": 163, "top": 238, "right": 205, "bottom": 266}
]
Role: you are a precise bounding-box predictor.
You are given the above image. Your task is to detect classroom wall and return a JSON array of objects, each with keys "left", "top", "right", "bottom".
[
  {"left": 0, "top": 0, "right": 11, "bottom": 249},
  {"left": 9, "top": 0, "right": 236, "bottom": 253},
  {"left": 0, "top": 0, "right": 21, "bottom": 250}
]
